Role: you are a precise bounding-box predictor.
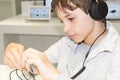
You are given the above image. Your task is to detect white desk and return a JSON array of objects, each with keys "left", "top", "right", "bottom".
[
  {"left": 0, "top": 65, "right": 43, "bottom": 80},
  {"left": 0, "top": 15, "right": 120, "bottom": 64},
  {"left": 0, "top": 15, "right": 64, "bottom": 64}
]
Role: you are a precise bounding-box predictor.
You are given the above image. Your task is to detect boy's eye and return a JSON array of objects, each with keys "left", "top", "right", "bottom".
[{"left": 68, "top": 17, "right": 75, "bottom": 21}]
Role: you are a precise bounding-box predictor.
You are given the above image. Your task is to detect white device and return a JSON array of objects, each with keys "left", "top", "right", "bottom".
[
  {"left": 27, "top": 6, "right": 51, "bottom": 20},
  {"left": 21, "top": 1, "right": 44, "bottom": 19},
  {"left": 106, "top": 2, "right": 120, "bottom": 19}
]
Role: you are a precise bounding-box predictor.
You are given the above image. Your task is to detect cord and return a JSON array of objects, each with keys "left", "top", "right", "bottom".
[
  {"left": 9, "top": 69, "right": 17, "bottom": 80},
  {"left": 16, "top": 69, "right": 24, "bottom": 80},
  {"left": 21, "top": 70, "right": 29, "bottom": 80},
  {"left": 71, "top": 26, "right": 107, "bottom": 79},
  {"left": 9, "top": 69, "right": 36, "bottom": 80}
]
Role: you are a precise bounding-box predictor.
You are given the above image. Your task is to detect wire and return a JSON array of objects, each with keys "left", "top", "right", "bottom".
[
  {"left": 9, "top": 69, "right": 17, "bottom": 80},
  {"left": 9, "top": 69, "right": 36, "bottom": 80},
  {"left": 71, "top": 26, "right": 107, "bottom": 79},
  {"left": 16, "top": 69, "right": 23, "bottom": 80},
  {"left": 21, "top": 70, "right": 29, "bottom": 80}
]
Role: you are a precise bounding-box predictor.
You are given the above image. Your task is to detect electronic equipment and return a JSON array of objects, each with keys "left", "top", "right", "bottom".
[
  {"left": 88, "top": 0, "right": 108, "bottom": 20},
  {"left": 27, "top": 6, "right": 51, "bottom": 20},
  {"left": 106, "top": 2, "right": 120, "bottom": 19},
  {"left": 21, "top": 1, "right": 44, "bottom": 19}
]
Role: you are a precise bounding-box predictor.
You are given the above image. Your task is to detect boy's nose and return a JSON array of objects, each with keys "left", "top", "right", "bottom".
[{"left": 63, "top": 24, "right": 71, "bottom": 33}]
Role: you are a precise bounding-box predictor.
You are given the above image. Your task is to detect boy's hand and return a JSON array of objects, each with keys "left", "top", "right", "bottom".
[
  {"left": 4, "top": 42, "right": 24, "bottom": 69},
  {"left": 22, "top": 48, "right": 60, "bottom": 80}
]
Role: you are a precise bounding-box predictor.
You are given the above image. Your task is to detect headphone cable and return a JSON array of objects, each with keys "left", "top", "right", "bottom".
[{"left": 71, "top": 26, "right": 106, "bottom": 79}]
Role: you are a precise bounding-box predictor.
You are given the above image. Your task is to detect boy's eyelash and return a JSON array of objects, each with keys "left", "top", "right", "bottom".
[
  {"left": 59, "top": 17, "right": 75, "bottom": 23},
  {"left": 68, "top": 17, "right": 75, "bottom": 21}
]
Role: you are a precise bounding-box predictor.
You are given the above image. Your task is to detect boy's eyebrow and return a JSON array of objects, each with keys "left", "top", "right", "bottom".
[
  {"left": 65, "top": 14, "right": 70, "bottom": 18},
  {"left": 64, "top": 13, "right": 72, "bottom": 18}
]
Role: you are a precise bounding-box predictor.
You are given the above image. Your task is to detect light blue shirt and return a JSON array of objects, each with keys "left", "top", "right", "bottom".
[{"left": 44, "top": 21, "right": 120, "bottom": 80}]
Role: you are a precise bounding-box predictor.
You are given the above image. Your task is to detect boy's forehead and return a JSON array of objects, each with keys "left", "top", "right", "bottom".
[{"left": 56, "top": 7, "right": 72, "bottom": 16}]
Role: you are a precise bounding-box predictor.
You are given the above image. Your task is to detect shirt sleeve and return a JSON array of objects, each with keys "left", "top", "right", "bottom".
[
  {"left": 44, "top": 36, "right": 75, "bottom": 80},
  {"left": 104, "top": 48, "right": 120, "bottom": 80}
]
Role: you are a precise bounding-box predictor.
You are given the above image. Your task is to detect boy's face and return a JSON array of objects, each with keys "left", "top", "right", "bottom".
[{"left": 56, "top": 7, "right": 95, "bottom": 44}]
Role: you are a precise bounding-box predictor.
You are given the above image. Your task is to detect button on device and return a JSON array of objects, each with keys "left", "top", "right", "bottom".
[
  {"left": 110, "top": 10, "right": 116, "bottom": 13},
  {"left": 106, "top": 2, "right": 120, "bottom": 19}
]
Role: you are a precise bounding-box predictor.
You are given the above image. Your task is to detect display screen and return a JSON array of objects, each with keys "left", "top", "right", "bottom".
[
  {"left": 28, "top": 6, "right": 51, "bottom": 20},
  {"left": 30, "top": 7, "right": 49, "bottom": 18}
]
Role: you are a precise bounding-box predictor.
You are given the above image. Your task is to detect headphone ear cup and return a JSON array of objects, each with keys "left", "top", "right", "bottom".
[{"left": 88, "top": 0, "right": 108, "bottom": 20}]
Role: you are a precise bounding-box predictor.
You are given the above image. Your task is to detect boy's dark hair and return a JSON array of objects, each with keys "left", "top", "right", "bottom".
[
  {"left": 51, "top": 0, "right": 108, "bottom": 21},
  {"left": 51, "top": 0, "right": 88, "bottom": 13}
]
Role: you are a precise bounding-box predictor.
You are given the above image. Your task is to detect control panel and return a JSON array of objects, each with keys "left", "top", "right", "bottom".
[{"left": 28, "top": 6, "right": 51, "bottom": 20}]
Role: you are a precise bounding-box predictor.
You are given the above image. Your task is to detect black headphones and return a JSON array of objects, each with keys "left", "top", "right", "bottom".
[{"left": 88, "top": 0, "right": 108, "bottom": 20}]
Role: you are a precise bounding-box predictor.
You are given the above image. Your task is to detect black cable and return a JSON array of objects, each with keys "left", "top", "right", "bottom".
[
  {"left": 16, "top": 69, "right": 23, "bottom": 80},
  {"left": 9, "top": 69, "right": 36, "bottom": 80},
  {"left": 21, "top": 70, "right": 29, "bottom": 80},
  {"left": 71, "top": 25, "right": 107, "bottom": 79},
  {"left": 9, "top": 69, "right": 17, "bottom": 80},
  {"left": 29, "top": 72, "right": 36, "bottom": 80}
]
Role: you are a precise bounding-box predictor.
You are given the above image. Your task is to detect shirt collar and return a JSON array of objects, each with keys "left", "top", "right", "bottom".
[{"left": 86, "top": 21, "right": 119, "bottom": 61}]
